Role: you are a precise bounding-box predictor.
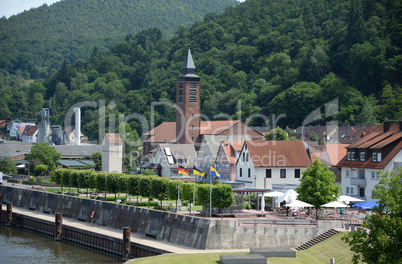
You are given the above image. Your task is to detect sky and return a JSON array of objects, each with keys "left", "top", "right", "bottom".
[{"left": 0, "top": 0, "right": 61, "bottom": 18}]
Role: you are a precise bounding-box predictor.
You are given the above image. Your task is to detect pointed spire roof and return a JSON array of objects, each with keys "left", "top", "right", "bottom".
[{"left": 182, "top": 44, "right": 196, "bottom": 75}]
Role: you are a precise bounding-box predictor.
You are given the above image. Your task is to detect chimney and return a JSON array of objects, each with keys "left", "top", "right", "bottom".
[
  {"left": 383, "top": 118, "right": 390, "bottom": 133},
  {"left": 75, "top": 107, "right": 81, "bottom": 145}
]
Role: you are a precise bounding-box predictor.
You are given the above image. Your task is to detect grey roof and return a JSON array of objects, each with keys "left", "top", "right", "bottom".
[
  {"left": 0, "top": 143, "right": 101, "bottom": 159},
  {"left": 182, "top": 46, "right": 195, "bottom": 74},
  {"left": 202, "top": 134, "right": 251, "bottom": 157},
  {"left": 58, "top": 159, "right": 95, "bottom": 168},
  {"left": 158, "top": 143, "right": 196, "bottom": 169}
]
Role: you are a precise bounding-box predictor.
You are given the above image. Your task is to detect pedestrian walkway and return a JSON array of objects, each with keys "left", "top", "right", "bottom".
[{"left": 2, "top": 204, "right": 246, "bottom": 255}]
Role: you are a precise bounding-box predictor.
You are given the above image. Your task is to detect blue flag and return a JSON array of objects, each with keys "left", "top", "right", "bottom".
[{"left": 210, "top": 166, "right": 221, "bottom": 178}]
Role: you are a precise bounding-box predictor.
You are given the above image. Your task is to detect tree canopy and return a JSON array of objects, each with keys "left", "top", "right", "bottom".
[
  {"left": 342, "top": 169, "right": 402, "bottom": 264},
  {"left": 0, "top": 157, "right": 17, "bottom": 174},
  {"left": 295, "top": 159, "right": 340, "bottom": 219},
  {"left": 25, "top": 142, "right": 61, "bottom": 171}
]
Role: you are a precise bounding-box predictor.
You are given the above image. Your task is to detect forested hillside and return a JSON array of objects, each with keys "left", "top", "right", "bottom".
[
  {"left": 0, "top": 0, "right": 238, "bottom": 78},
  {"left": 1, "top": 0, "right": 401, "bottom": 141}
]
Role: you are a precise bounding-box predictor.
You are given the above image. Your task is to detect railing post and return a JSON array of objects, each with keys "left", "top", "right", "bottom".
[
  {"left": 55, "top": 213, "right": 62, "bottom": 241},
  {"left": 122, "top": 227, "right": 131, "bottom": 261},
  {"left": 6, "top": 202, "right": 12, "bottom": 226}
]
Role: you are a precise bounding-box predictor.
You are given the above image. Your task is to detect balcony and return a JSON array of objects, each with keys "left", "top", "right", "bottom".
[{"left": 351, "top": 178, "right": 366, "bottom": 186}]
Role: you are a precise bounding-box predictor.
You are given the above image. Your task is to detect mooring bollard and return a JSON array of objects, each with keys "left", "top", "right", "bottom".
[
  {"left": 6, "top": 202, "right": 12, "bottom": 226},
  {"left": 55, "top": 213, "right": 62, "bottom": 241},
  {"left": 330, "top": 257, "right": 335, "bottom": 264},
  {"left": 122, "top": 227, "right": 131, "bottom": 261}
]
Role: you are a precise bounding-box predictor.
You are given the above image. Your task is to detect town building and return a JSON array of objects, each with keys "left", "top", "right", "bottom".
[
  {"left": 102, "top": 133, "right": 123, "bottom": 173},
  {"left": 236, "top": 140, "right": 311, "bottom": 190},
  {"left": 337, "top": 122, "right": 402, "bottom": 201},
  {"left": 215, "top": 140, "right": 244, "bottom": 181},
  {"left": 21, "top": 126, "right": 38, "bottom": 143}
]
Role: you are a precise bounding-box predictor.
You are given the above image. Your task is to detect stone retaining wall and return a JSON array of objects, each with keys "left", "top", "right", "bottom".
[{"left": 0, "top": 186, "right": 342, "bottom": 250}]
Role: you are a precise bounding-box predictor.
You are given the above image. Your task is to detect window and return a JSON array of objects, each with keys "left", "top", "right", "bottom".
[
  {"left": 351, "top": 187, "right": 354, "bottom": 194},
  {"left": 246, "top": 153, "right": 249, "bottom": 162},
  {"left": 189, "top": 83, "right": 197, "bottom": 103},
  {"left": 373, "top": 152, "right": 377, "bottom": 162},
  {"left": 377, "top": 153, "right": 382, "bottom": 162},
  {"left": 243, "top": 153, "right": 245, "bottom": 162},
  {"left": 280, "top": 169, "right": 286, "bottom": 178},
  {"left": 266, "top": 169, "right": 272, "bottom": 178},
  {"left": 347, "top": 152, "right": 351, "bottom": 160},
  {"left": 360, "top": 152, "right": 365, "bottom": 161},
  {"left": 240, "top": 168, "right": 242, "bottom": 177},
  {"left": 371, "top": 171, "right": 375, "bottom": 179},
  {"left": 359, "top": 188, "right": 365, "bottom": 198},
  {"left": 178, "top": 83, "right": 183, "bottom": 104},
  {"left": 376, "top": 171, "right": 380, "bottom": 179},
  {"left": 346, "top": 170, "right": 350, "bottom": 178},
  {"left": 295, "top": 169, "right": 300, "bottom": 178},
  {"left": 351, "top": 152, "right": 356, "bottom": 161},
  {"left": 248, "top": 168, "right": 251, "bottom": 178},
  {"left": 346, "top": 187, "right": 349, "bottom": 194}
]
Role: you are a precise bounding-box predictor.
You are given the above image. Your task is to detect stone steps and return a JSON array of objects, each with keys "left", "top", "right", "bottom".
[{"left": 296, "top": 229, "right": 339, "bottom": 251}]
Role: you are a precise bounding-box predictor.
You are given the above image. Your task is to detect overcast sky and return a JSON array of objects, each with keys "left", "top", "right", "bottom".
[{"left": 0, "top": 0, "right": 61, "bottom": 18}]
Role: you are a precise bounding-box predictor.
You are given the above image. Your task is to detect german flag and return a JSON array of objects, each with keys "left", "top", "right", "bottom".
[{"left": 178, "top": 166, "right": 189, "bottom": 175}]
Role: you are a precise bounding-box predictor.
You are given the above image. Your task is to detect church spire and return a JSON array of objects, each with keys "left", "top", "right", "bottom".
[{"left": 182, "top": 44, "right": 195, "bottom": 75}]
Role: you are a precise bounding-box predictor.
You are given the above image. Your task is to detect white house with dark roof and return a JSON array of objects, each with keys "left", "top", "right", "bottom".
[
  {"left": 338, "top": 122, "right": 402, "bottom": 201},
  {"left": 236, "top": 140, "right": 311, "bottom": 190},
  {"left": 21, "top": 126, "right": 38, "bottom": 143}
]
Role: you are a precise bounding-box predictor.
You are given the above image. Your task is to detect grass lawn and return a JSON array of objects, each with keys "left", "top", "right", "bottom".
[{"left": 130, "top": 232, "right": 358, "bottom": 264}]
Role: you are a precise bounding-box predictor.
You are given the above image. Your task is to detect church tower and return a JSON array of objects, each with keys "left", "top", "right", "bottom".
[{"left": 176, "top": 45, "right": 201, "bottom": 144}]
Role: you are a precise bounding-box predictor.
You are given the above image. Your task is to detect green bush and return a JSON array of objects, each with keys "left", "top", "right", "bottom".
[
  {"left": 28, "top": 176, "right": 36, "bottom": 182},
  {"left": 153, "top": 205, "right": 171, "bottom": 211},
  {"left": 244, "top": 203, "right": 251, "bottom": 210}
]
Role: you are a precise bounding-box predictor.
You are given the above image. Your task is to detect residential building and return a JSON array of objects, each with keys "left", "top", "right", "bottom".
[
  {"left": 236, "top": 141, "right": 311, "bottom": 190},
  {"left": 142, "top": 143, "right": 196, "bottom": 179},
  {"left": 64, "top": 126, "right": 86, "bottom": 145},
  {"left": 21, "top": 126, "right": 38, "bottom": 143},
  {"left": 9, "top": 122, "right": 35, "bottom": 140},
  {"left": 338, "top": 122, "right": 402, "bottom": 201},
  {"left": 309, "top": 143, "right": 348, "bottom": 182},
  {"left": 215, "top": 140, "right": 244, "bottom": 181}
]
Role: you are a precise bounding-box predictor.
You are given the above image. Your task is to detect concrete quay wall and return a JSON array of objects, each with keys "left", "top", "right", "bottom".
[{"left": 0, "top": 186, "right": 343, "bottom": 250}]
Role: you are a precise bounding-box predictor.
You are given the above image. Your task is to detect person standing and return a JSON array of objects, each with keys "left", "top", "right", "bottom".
[{"left": 340, "top": 207, "right": 344, "bottom": 217}]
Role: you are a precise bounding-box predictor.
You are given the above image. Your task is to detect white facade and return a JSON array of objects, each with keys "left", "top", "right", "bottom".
[
  {"left": 102, "top": 134, "right": 123, "bottom": 173},
  {"left": 341, "top": 149, "right": 402, "bottom": 201},
  {"left": 236, "top": 142, "right": 307, "bottom": 189}
]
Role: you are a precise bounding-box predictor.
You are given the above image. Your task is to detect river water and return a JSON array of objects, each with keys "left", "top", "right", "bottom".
[{"left": 0, "top": 224, "right": 123, "bottom": 264}]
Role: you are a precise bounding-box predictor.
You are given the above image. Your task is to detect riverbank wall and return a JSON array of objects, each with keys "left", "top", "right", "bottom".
[{"left": 0, "top": 186, "right": 343, "bottom": 251}]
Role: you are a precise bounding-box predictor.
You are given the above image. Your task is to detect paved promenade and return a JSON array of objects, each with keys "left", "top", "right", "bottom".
[{"left": 2, "top": 204, "right": 246, "bottom": 255}]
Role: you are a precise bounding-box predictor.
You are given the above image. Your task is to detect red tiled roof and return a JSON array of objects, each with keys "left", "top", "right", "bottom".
[
  {"left": 246, "top": 141, "right": 311, "bottom": 167},
  {"left": 0, "top": 120, "right": 7, "bottom": 128},
  {"left": 200, "top": 120, "right": 241, "bottom": 135},
  {"left": 338, "top": 141, "right": 402, "bottom": 169},
  {"left": 370, "top": 132, "right": 402, "bottom": 149},
  {"left": 326, "top": 144, "right": 348, "bottom": 166},
  {"left": 23, "top": 126, "right": 38, "bottom": 136},
  {"left": 144, "top": 120, "right": 256, "bottom": 143},
  {"left": 105, "top": 133, "right": 122, "bottom": 145},
  {"left": 222, "top": 141, "right": 244, "bottom": 164}
]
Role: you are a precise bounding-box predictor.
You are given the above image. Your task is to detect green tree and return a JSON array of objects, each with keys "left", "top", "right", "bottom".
[
  {"left": 106, "top": 173, "right": 120, "bottom": 200},
  {"left": 25, "top": 143, "right": 61, "bottom": 171},
  {"left": 264, "top": 128, "right": 289, "bottom": 141},
  {"left": 118, "top": 175, "right": 129, "bottom": 199},
  {"left": 310, "top": 132, "right": 319, "bottom": 142},
  {"left": 50, "top": 169, "right": 63, "bottom": 186},
  {"left": 343, "top": 169, "right": 402, "bottom": 264},
  {"left": 151, "top": 177, "right": 170, "bottom": 206},
  {"left": 181, "top": 182, "right": 196, "bottom": 212},
  {"left": 96, "top": 172, "right": 107, "bottom": 199},
  {"left": 127, "top": 175, "right": 140, "bottom": 203},
  {"left": 211, "top": 184, "right": 234, "bottom": 219},
  {"left": 0, "top": 157, "right": 17, "bottom": 174},
  {"left": 60, "top": 169, "right": 72, "bottom": 194},
  {"left": 295, "top": 159, "right": 340, "bottom": 220},
  {"left": 33, "top": 164, "right": 48, "bottom": 176},
  {"left": 197, "top": 184, "right": 211, "bottom": 206},
  {"left": 92, "top": 152, "right": 102, "bottom": 171},
  {"left": 77, "top": 170, "right": 91, "bottom": 198},
  {"left": 139, "top": 176, "right": 153, "bottom": 208},
  {"left": 168, "top": 180, "right": 179, "bottom": 208},
  {"left": 69, "top": 170, "right": 79, "bottom": 196}
]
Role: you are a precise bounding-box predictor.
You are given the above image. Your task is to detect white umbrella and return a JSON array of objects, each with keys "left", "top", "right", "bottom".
[
  {"left": 263, "top": 191, "right": 284, "bottom": 197},
  {"left": 321, "top": 201, "right": 348, "bottom": 221},
  {"left": 285, "top": 200, "right": 314, "bottom": 208},
  {"left": 276, "top": 189, "right": 298, "bottom": 205},
  {"left": 261, "top": 194, "right": 265, "bottom": 214}
]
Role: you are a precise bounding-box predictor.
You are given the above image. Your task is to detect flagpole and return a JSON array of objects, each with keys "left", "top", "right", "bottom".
[
  {"left": 178, "top": 171, "right": 180, "bottom": 213},
  {"left": 193, "top": 173, "right": 195, "bottom": 217},
  {"left": 210, "top": 171, "right": 213, "bottom": 219}
]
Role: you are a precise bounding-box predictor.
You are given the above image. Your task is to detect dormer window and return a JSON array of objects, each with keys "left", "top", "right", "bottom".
[
  {"left": 360, "top": 152, "right": 365, "bottom": 161},
  {"left": 347, "top": 152, "right": 351, "bottom": 160},
  {"left": 373, "top": 153, "right": 377, "bottom": 162},
  {"left": 351, "top": 152, "right": 356, "bottom": 161}
]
